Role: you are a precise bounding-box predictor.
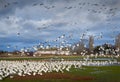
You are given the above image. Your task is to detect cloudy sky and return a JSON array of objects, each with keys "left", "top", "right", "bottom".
[{"left": 0, "top": 0, "right": 120, "bottom": 51}]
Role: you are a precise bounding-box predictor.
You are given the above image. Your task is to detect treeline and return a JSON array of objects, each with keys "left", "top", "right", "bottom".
[{"left": 71, "top": 43, "right": 119, "bottom": 55}]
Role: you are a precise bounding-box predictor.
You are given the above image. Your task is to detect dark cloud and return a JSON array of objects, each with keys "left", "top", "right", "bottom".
[{"left": 0, "top": 0, "right": 120, "bottom": 51}]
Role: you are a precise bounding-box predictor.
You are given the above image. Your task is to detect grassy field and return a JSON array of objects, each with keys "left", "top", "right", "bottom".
[
  {"left": 1, "top": 66, "right": 120, "bottom": 82},
  {"left": 0, "top": 55, "right": 120, "bottom": 61},
  {"left": 0, "top": 56, "right": 120, "bottom": 82}
]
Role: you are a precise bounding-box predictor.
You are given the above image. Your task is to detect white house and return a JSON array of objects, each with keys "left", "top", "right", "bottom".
[{"left": 33, "top": 50, "right": 71, "bottom": 56}]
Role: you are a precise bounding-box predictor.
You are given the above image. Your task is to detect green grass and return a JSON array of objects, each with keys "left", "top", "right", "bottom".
[
  {"left": 1, "top": 66, "right": 120, "bottom": 82},
  {"left": 69, "top": 66, "right": 120, "bottom": 82}
]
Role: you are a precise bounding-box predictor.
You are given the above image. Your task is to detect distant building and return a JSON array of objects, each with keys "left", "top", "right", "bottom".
[
  {"left": 33, "top": 50, "right": 71, "bottom": 56},
  {"left": 89, "top": 35, "right": 94, "bottom": 53}
]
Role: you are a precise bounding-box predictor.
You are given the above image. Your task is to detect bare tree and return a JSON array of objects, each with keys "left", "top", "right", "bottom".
[
  {"left": 89, "top": 35, "right": 94, "bottom": 53},
  {"left": 115, "top": 33, "right": 120, "bottom": 49},
  {"left": 115, "top": 33, "right": 120, "bottom": 54},
  {"left": 72, "top": 39, "right": 85, "bottom": 55}
]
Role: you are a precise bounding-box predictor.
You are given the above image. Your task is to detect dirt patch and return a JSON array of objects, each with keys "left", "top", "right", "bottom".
[{"left": 11, "top": 73, "right": 95, "bottom": 81}]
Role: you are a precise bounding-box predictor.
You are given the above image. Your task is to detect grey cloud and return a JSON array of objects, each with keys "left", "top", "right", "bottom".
[{"left": 0, "top": 0, "right": 120, "bottom": 51}]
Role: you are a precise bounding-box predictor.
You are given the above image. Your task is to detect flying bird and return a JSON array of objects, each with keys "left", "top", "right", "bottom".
[{"left": 17, "top": 32, "right": 20, "bottom": 36}]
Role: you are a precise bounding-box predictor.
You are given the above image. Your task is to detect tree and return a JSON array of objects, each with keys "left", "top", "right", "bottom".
[
  {"left": 89, "top": 35, "right": 94, "bottom": 53},
  {"left": 115, "top": 33, "right": 120, "bottom": 54},
  {"left": 115, "top": 33, "right": 120, "bottom": 49},
  {"left": 72, "top": 39, "right": 85, "bottom": 55}
]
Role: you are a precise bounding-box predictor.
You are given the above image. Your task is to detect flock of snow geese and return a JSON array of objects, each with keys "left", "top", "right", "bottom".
[
  {"left": 0, "top": 1, "right": 120, "bottom": 80},
  {"left": 0, "top": 59, "right": 119, "bottom": 80}
]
